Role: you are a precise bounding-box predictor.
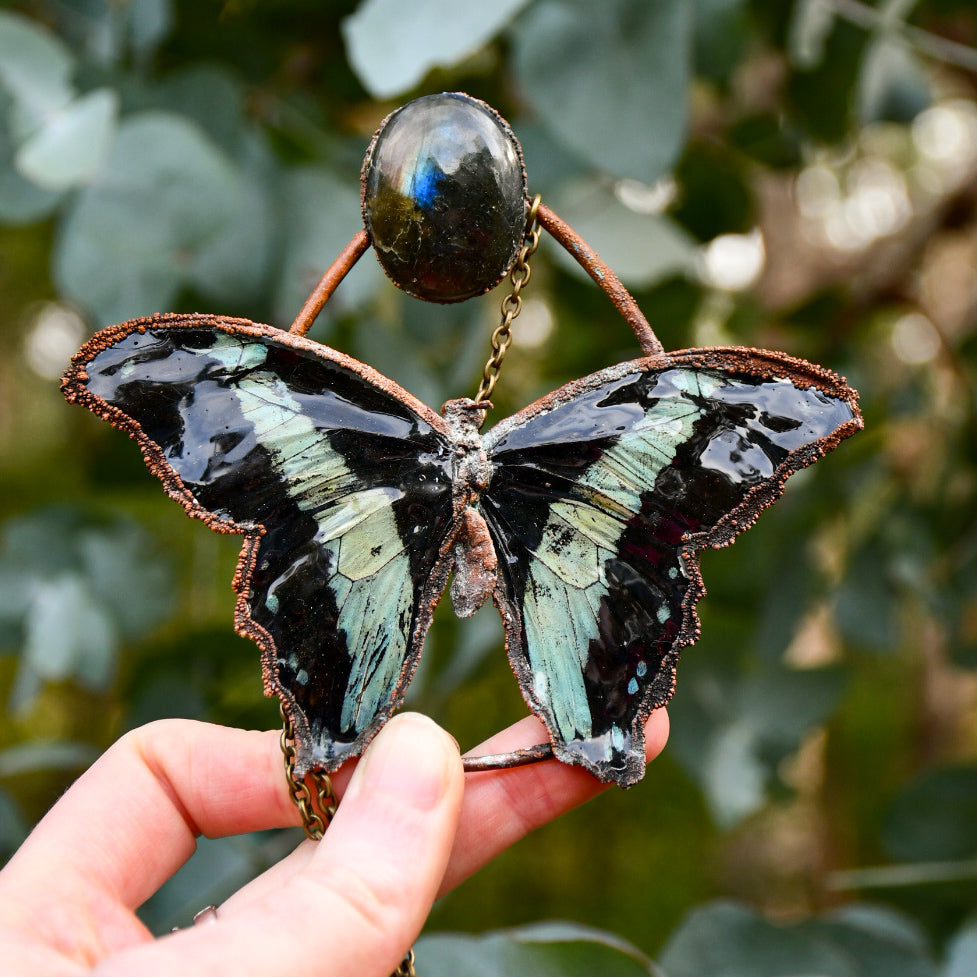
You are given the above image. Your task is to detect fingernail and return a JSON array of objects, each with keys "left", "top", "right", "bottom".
[{"left": 345, "top": 713, "right": 459, "bottom": 811}]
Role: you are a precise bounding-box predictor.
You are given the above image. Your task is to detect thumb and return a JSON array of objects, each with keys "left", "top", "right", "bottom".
[
  {"left": 299, "top": 711, "right": 465, "bottom": 974},
  {"left": 95, "top": 713, "right": 464, "bottom": 977}
]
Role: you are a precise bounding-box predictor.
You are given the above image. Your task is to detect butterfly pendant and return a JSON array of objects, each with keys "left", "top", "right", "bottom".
[{"left": 62, "top": 312, "right": 861, "bottom": 787}]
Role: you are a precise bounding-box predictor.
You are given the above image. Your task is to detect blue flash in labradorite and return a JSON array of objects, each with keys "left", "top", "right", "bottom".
[{"left": 361, "top": 92, "right": 528, "bottom": 302}]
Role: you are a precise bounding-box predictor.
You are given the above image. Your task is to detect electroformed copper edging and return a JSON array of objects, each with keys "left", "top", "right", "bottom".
[
  {"left": 482, "top": 347, "right": 863, "bottom": 787},
  {"left": 62, "top": 236, "right": 864, "bottom": 783}
]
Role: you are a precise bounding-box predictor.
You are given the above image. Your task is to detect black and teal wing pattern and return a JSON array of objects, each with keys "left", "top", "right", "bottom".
[
  {"left": 481, "top": 349, "right": 862, "bottom": 787},
  {"left": 63, "top": 314, "right": 457, "bottom": 775}
]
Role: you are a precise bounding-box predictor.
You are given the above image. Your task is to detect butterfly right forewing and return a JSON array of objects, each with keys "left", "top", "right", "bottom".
[{"left": 481, "top": 349, "right": 862, "bottom": 787}]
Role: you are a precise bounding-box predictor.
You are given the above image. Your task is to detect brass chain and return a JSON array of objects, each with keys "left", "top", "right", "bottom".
[
  {"left": 279, "top": 701, "right": 337, "bottom": 840},
  {"left": 474, "top": 194, "right": 542, "bottom": 405},
  {"left": 279, "top": 704, "right": 417, "bottom": 976},
  {"left": 393, "top": 948, "right": 417, "bottom": 977}
]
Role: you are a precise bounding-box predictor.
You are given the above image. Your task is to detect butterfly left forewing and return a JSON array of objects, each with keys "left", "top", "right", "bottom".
[
  {"left": 63, "top": 314, "right": 458, "bottom": 774},
  {"left": 482, "top": 349, "right": 862, "bottom": 787}
]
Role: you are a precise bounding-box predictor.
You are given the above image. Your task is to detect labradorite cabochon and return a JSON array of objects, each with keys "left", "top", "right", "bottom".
[{"left": 361, "top": 93, "right": 528, "bottom": 303}]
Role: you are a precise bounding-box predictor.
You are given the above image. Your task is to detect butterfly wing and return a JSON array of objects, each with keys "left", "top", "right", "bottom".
[
  {"left": 482, "top": 348, "right": 862, "bottom": 787},
  {"left": 63, "top": 314, "right": 458, "bottom": 775}
]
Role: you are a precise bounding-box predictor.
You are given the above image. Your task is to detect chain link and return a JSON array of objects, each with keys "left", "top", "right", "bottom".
[
  {"left": 279, "top": 702, "right": 337, "bottom": 841},
  {"left": 474, "top": 194, "right": 542, "bottom": 405},
  {"left": 393, "top": 948, "right": 417, "bottom": 977}
]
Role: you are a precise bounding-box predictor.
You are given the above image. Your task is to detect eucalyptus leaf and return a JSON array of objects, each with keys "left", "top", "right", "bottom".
[
  {"left": 943, "top": 922, "right": 977, "bottom": 977},
  {"left": 659, "top": 900, "right": 859, "bottom": 977},
  {"left": 0, "top": 11, "right": 74, "bottom": 137},
  {"left": 55, "top": 111, "right": 252, "bottom": 325},
  {"left": 799, "top": 905, "right": 937, "bottom": 977},
  {"left": 139, "top": 832, "right": 295, "bottom": 934},
  {"left": 23, "top": 573, "right": 118, "bottom": 689},
  {"left": 341, "top": 0, "right": 530, "bottom": 98},
  {"left": 0, "top": 739, "right": 97, "bottom": 777},
  {"left": 513, "top": 0, "right": 692, "bottom": 182},
  {"left": 788, "top": 0, "right": 836, "bottom": 69},
  {"left": 0, "top": 788, "right": 27, "bottom": 857},
  {"left": 0, "top": 110, "right": 62, "bottom": 222},
  {"left": 273, "top": 165, "right": 383, "bottom": 328},
  {"left": 14, "top": 87, "right": 118, "bottom": 190},
  {"left": 79, "top": 526, "right": 173, "bottom": 639},
  {"left": 127, "top": 0, "right": 173, "bottom": 52},
  {"left": 0, "top": 508, "right": 175, "bottom": 709},
  {"left": 547, "top": 179, "right": 696, "bottom": 288},
  {"left": 669, "top": 660, "right": 844, "bottom": 826},
  {"left": 417, "top": 925, "right": 661, "bottom": 977},
  {"left": 857, "top": 36, "right": 930, "bottom": 125}
]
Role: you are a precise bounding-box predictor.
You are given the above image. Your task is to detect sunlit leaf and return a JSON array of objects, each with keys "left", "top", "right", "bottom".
[
  {"left": 342, "top": 0, "right": 530, "bottom": 98},
  {"left": 513, "top": 0, "right": 692, "bottom": 182}
]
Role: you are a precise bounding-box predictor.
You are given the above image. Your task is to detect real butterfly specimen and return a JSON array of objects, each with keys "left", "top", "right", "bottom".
[{"left": 62, "top": 93, "right": 862, "bottom": 788}]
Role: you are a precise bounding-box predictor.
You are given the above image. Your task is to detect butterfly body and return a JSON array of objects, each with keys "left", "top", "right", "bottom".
[{"left": 63, "top": 313, "right": 861, "bottom": 787}]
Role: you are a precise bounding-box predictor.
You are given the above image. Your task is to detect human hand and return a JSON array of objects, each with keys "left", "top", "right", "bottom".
[{"left": 0, "top": 710, "right": 669, "bottom": 977}]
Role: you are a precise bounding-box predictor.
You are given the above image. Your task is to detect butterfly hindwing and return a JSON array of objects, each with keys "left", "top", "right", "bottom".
[
  {"left": 482, "top": 349, "right": 862, "bottom": 787},
  {"left": 63, "top": 314, "right": 458, "bottom": 774}
]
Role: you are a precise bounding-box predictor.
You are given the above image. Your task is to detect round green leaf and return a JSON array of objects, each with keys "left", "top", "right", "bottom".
[
  {"left": 0, "top": 740, "right": 97, "bottom": 778},
  {"left": 341, "top": 0, "right": 530, "bottom": 98},
  {"left": 15, "top": 87, "right": 118, "bottom": 191},
  {"left": 513, "top": 0, "right": 692, "bottom": 182},
  {"left": 547, "top": 179, "right": 696, "bottom": 288},
  {"left": 0, "top": 10, "right": 74, "bottom": 137},
  {"left": 799, "top": 907, "right": 937, "bottom": 977},
  {"left": 417, "top": 925, "right": 660, "bottom": 977},
  {"left": 273, "top": 165, "right": 382, "bottom": 328},
  {"left": 944, "top": 923, "right": 977, "bottom": 977},
  {"left": 23, "top": 574, "right": 118, "bottom": 689},
  {"left": 54, "top": 111, "right": 253, "bottom": 325},
  {"left": 0, "top": 113, "right": 62, "bottom": 221},
  {"left": 659, "top": 901, "right": 859, "bottom": 977}
]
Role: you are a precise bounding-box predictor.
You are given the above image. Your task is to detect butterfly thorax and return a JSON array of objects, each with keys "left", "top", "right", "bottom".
[
  {"left": 441, "top": 398, "right": 498, "bottom": 618},
  {"left": 440, "top": 397, "right": 492, "bottom": 500}
]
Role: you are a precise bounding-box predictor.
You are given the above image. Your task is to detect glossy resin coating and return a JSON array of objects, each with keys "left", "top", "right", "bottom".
[
  {"left": 361, "top": 93, "right": 528, "bottom": 302},
  {"left": 63, "top": 314, "right": 862, "bottom": 786}
]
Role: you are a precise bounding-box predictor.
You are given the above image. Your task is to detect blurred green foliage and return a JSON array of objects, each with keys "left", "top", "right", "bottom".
[{"left": 2, "top": 0, "right": 977, "bottom": 973}]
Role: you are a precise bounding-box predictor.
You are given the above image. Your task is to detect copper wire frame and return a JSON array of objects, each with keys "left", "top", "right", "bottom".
[{"left": 288, "top": 200, "right": 662, "bottom": 774}]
